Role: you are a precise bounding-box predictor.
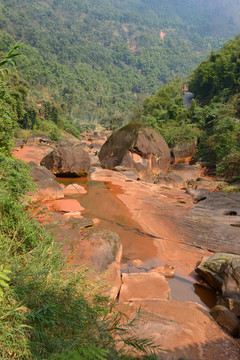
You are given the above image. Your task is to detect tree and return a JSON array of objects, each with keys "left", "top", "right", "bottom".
[{"left": 0, "top": 44, "right": 22, "bottom": 154}]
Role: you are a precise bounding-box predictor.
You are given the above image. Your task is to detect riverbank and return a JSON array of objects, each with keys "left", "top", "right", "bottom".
[{"left": 12, "top": 142, "right": 240, "bottom": 359}]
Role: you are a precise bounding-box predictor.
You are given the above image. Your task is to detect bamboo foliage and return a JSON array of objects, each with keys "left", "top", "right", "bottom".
[{"left": 0, "top": 43, "right": 22, "bottom": 77}]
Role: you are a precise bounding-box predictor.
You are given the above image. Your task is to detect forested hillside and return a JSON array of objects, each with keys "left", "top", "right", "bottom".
[
  {"left": 0, "top": 0, "right": 240, "bottom": 129},
  {"left": 141, "top": 34, "right": 240, "bottom": 181}
]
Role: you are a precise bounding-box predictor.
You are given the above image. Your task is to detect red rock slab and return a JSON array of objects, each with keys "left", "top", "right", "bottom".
[
  {"left": 102, "top": 244, "right": 123, "bottom": 301},
  {"left": 91, "top": 167, "right": 212, "bottom": 275},
  {"left": 117, "top": 299, "right": 240, "bottom": 360},
  {"left": 48, "top": 199, "right": 85, "bottom": 213},
  {"left": 64, "top": 184, "right": 87, "bottom": 195},
  {"left": 119, "top": 272, "right": 171, "bottom": 302},
  {"left": 149, "top": 265, "right": 175, "bottom": 278},
  {"left": 12, "top": 145, "right": 53, "bottom": 165},
  {"left": 63, "top": 212, "right": 83, "bottom": 219}
]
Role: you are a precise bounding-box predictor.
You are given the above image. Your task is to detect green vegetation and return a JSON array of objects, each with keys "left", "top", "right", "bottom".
[
  {"left": 141, "top": 34, "right": 240, "bottom": 181},
  {"left": 189, "top": 35, "right": 240, "bottom": 104},
  {"left": 188, "top": 35, "right": 240, "bottom": 179},
  {"left": 0, "top": 43, "right": 22, "bottom": 77},
  {"left": 140, "top": 78, "right": 199, "bottom": 148},
  {"left": 0, "top": 0, "right": 240, "bottom": 130},
  {"left": 0, "top": 72, "right": 82, "bottom": 142}
]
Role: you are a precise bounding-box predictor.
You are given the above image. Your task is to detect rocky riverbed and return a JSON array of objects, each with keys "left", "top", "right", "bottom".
[{"left": 13, "top": 134, "right": 240, "bottom": 359}]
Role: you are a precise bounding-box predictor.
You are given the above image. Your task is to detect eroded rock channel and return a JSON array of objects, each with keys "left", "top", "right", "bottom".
[
  {"left": 58, "top": 176, "right": 217, "bottom": 309},
  {"left": 13, "top": 137, "right": 240, "bottom": 359}
]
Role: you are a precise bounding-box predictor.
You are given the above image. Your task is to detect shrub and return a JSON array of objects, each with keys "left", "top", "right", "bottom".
[
  {"left": 34, "top": 119, "right": 61, "bottom": 141},
  {"left": 0, "top": 80, "right": 16, "bottom": 155},
  {"left": 217, "top": 149, "right": 240, "bottom": 181},
  {"left": 64, "top": 122, "right": 81, "bottom": 139}
]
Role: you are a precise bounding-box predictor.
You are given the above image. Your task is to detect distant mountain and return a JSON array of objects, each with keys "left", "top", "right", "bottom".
[{"left": 0, "top": 0, "right": 240, "bottom": 126}]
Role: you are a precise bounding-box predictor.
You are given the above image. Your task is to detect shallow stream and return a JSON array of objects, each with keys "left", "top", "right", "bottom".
[{"left": 58, "top": 176, "right": 217, "bottom": 310}]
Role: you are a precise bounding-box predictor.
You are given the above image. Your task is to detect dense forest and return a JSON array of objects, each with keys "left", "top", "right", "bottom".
[
  {"left": 141, "top": 34, "right": 240, "bottom": 181},
  {"left": 0, "top": 0, "right": 240, "bottom": 130}
]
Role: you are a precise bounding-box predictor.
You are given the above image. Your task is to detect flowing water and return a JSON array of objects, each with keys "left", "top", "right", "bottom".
[{"left": 57, "top": 176, "right": 217, "bottom": 310}]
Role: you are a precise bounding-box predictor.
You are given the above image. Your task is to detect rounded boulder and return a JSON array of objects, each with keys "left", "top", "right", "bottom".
[
  {"left": 98, "top": 123, "right": 170, "bottom": 174},
  {"left": 40, "top": 144, "right": 90, "bottom": 176}
]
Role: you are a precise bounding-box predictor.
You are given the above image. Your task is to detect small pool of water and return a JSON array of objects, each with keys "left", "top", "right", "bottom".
[{"left": 57, "top": 177, "right": 217, "bottom": 310}]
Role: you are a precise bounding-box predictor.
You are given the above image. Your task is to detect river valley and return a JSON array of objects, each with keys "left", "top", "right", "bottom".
[{"left": 12, "top": 141, "right": 240, "bottom": 359}]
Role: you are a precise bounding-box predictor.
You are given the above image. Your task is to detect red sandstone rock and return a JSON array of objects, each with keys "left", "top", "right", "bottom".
[
  {"left": 28, "top": 162, "right": 64, "bottom": 201},
  {"left": 49, "top": 199, "right": 85, "bottom": 213},
  {"left": 12, "top": 145, "right": 54, "bottom": 165},
  {"left": 119, "top": 272, "right": 171, "bottom": 302},
  {"left": 102, "top": 244, "right": 123, "bottom": 301},
  {"left": 117, "top": 299, "right": 240, "bottom": 360},
  {"left": 63, "top": 212, "right": 83, "bottom": 219},
  {"left": 92, "top": 218, "right": 100, "bottom": 225},
  {"left": 64, "top": 184, "right": 87, "bottom": 195},
  {"left": 149, "top": 265, "right": 175, "bottom": 278},
  {"left": 91, "top": 167, "right": 211, "bottom": 275}
]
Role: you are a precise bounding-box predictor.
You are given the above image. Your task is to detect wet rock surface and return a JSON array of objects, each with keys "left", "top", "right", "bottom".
[{"left": 63, "top": 184, "right": 87, "bottom": 195}]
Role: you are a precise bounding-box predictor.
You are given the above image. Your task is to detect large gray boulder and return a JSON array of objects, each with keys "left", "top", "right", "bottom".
[
  {"left": 40, "top": 144, "right": 90, "bottom": 176},
  {"left": 98, "top": 123, "right": 170, "bottom": 174}
]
